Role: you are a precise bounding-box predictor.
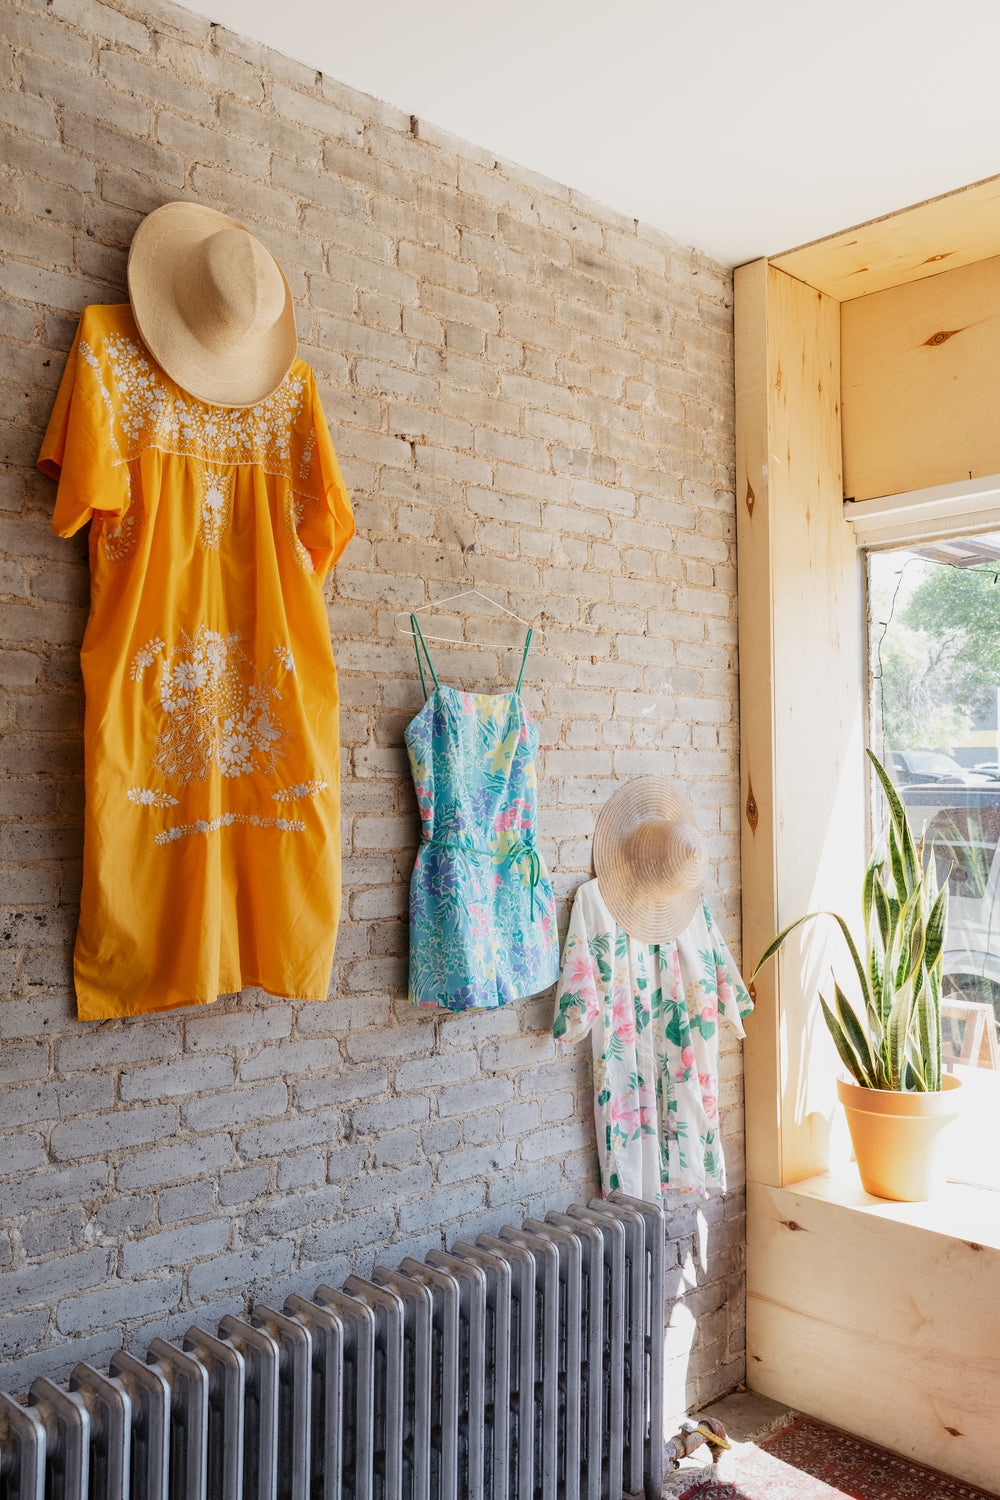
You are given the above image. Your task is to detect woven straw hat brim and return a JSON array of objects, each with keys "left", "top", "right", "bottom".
[
  {"left": 127, "top": 202, "right": 297, "bottom": 409},
  {"left": 593, "top": 777, "right": 706, "bottom": 943}
]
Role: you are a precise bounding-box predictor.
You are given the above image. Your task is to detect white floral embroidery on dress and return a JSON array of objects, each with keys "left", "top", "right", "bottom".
[
  {"left": 79, "top": 340, "right": 120, "bottom": 460},
  {"left": 80, "top": 339, "right": 140, "bottom": 564},
  {"left": 130, "top": 638, "right": 165, "bottom": 681},
  {"left": 284, "top": 493, "right": 314, "bottom": 574},
  {"left": 299, "top": 427, "right": 316, "bottom": 478},
  {"left": 271, "top": 780, "right": 327, "bottom": 803},
  {"left": 154, "top": 811, "right": 306, "bottom": 847},
  {"left": 198, "top": 469, "right": 233, "bottom": 550},
  {"left": 102, "top": 333, "right": 308, "bottom": 481},
  {"left": 127, "top": 787, "right": 179, "bottom": 808},
  {"left": 130, "top": 626, "right": 289, "bottom": 784},
  {"left": 273, "top": 645, "right": 296, "bottom": 673},
  {"left": 102, "top": 511, "right": 139, "bottom": 565}
]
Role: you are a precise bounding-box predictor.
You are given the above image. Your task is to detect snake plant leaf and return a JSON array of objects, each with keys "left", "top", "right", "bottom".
[
  {"left": 867, "top": 934, "right": 884, "bottom": 1029},
  {"left": 871, "top": 883, "right": 890, "bottom": 991},
  {"left": 912, "top": 986, "right": 937, "bottom": 1093},
  {"left": 926, "top": 965, "right": 942, "bottom": 1091},
  {"left": 895, "top": 891, "right": 923, "bottom": 991},
  {"left": 825, "top": 912, "right": 874, "bottom": 1012},
  {"left": 819, "top": 993, "right": 873, "bottom": 1088},
  {"left": 886, "top": 981, "right": 917, "bottom": 1090},
  {"left": 748, "top": 914, "right": 823, "bottom": 982},
  {"left": 888, "top": 822, "right": 907, "bottom": 914},
  {"left": 862, "top": 858, "right": 877, "bottom": 943},
  {"left": 832, "top": 979, "right": 877, "bottom": 1086},
  {"left": 868, "top": 749, "right": 920, "bottom": 890},
  {"left": 899, "top": 898, "right": 926, "bottom": 995},
  {"left": 923, "top": 884, "right": 948, "bottom": 975},
  {"left": 751, "top": 914, "right": 874, "bottom": 1016},
  {"left": 755, "top": 751, "right": 949, "bottom": 1094},
  {"left": 871, "top": 862, "right": 891, "bottom": 951},
  {"left": 902, "top": 1058, "right": 922, "bottom": 1092}
]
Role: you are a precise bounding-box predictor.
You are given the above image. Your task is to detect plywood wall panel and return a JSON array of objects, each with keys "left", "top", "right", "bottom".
[
  {"left": 842, "top": 253, "right": 1000, "bottom": 500},
  {"left": 735, "top": 264, "right": 865, "bottom": 1188},
  {"left": 770, "top": 174, "right": 1000, "bottom": 301}
]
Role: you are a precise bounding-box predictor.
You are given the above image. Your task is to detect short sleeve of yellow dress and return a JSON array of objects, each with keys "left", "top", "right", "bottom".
[{"left": 38, "top": 304, "right": 355, "bottom": 1019}]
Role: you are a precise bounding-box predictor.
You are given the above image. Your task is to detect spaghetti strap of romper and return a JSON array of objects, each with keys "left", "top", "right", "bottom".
[
  {"left": 514, "top": 627, "right": 533, "bottom": 694},
  {"left": 410, "top": 613, "right": 440, "bottom": 701}
]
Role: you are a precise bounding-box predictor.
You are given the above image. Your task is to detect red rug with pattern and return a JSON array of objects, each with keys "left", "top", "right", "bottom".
[{"left": 679, "top": 1415, "right": 999, "bottom": 1499}]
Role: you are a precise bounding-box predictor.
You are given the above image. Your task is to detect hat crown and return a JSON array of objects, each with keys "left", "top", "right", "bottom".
[
  {"left": 191, "top": 228, "right": 286, "bottom": 346},
  {"left": 625, "top": 817, "right": 707, "bottom": 896}
]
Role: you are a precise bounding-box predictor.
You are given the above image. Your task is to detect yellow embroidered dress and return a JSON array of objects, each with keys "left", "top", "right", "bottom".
[{"left": 38, "top": 304, "right": 354, "bottom": 1020}]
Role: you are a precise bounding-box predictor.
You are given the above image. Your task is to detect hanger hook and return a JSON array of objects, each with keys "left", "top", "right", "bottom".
[{"left": 462, "top": 542, "right": 480, "bottom": 583}]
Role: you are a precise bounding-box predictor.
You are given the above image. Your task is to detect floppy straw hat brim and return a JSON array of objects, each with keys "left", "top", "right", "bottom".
[
  {"left": 593, "top": 777, "right": 706, "bottom": 943},
  {"left": 127, "top": 202, "right": 297, "bottom": 409}
]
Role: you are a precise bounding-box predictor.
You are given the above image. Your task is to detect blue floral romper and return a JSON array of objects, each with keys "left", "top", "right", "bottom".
[{"left": 404, "top": 617, "right": 560, "bottom": 1009}]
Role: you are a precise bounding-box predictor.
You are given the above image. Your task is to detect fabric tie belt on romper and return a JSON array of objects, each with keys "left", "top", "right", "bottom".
[{"left": 422, "top": 834, "right": 543, "bottom": 920}]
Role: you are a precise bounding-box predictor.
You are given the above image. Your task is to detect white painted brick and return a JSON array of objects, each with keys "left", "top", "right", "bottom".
[
  {"left": 119, "top": 1054, "right": 234, "bottom": 1102},
  {"left": 1, "top": 0, "right": 741, "bottom": 1400}
]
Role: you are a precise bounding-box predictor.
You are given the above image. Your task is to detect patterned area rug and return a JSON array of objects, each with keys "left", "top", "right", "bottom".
[{"left": 679, "top": 1415, "right": 1000, "bottom": 1499}]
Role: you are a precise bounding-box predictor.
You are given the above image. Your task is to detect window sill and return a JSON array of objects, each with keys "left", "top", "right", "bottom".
[{"left": 779, "top": 1166, "right": 1000, "bottom": 1248}]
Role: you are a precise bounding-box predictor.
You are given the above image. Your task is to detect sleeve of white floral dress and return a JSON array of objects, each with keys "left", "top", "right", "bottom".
[
  {"left": 702, "top": 900, "right": 754, "bottom": 1036},
  {"left": 552, "top": 881, "right": 611, "bottom": 1044}
]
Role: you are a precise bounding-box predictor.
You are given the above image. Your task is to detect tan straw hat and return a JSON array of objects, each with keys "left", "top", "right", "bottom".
[
  {"left": 593, "top": 777, "right": 708, "bottom": 942},
  {"left": 127, "top": 201, "right": 297, "bottom": 408}
]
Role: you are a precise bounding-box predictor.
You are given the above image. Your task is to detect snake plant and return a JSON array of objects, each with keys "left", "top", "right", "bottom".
[{"left": 750, "top": 750, "right": 947, "bottom": 1092}]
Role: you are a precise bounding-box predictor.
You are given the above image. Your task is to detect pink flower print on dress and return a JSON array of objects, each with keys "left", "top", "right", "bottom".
[
  {"left": 560, "top": 943, "right": 601, "bottom": 1020},
  {"left": 701, "top": 994, "right": 718, "bottom": 1026},
  {"left": 561, "top": 950, "right": 595, "bottom": 992},
  {"left": 699, "top": 1072, "right": 718, "bottom": 1122},
  {"left": 610, "top": 1093, "right": 643, "bottom": 1134},
  {"left": 675, "top": 1044, "right": 695, "bottom": 1083},
  {"left": 612, "top": 990, "right": 636, "bottom": 1043},
  {"left": 717, "top": 965, "right": 734, "bottom": 1008},
  {"left": 461, "top": 692, "right": 475, "bottom": 714},
  {"left": 470, "top": 904, "right": 491, "bottom": 938}
]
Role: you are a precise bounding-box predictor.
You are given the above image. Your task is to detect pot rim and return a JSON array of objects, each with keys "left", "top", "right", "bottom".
[{"left": 836, "top": 1072, "right": 962, "bottom": 1117}]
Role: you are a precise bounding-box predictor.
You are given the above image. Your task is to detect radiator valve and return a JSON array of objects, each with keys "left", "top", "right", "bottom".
[{"left": 664, "top": 1416, "right": 731, "bottom": 1468}]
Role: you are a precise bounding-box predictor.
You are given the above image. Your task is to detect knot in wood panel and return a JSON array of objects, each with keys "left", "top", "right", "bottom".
[{"left": 923, "top": 327, "right": 965, "bottom": 346}]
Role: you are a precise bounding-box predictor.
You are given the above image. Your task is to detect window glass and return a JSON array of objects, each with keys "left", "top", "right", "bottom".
[{"left": 868, "top": 536, "right": 1000, "bottom": 1189}]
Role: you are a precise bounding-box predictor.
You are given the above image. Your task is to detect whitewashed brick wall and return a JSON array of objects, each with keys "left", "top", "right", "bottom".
[{"left": 0, "top": 0, "right": 746, "bottom": 1417}]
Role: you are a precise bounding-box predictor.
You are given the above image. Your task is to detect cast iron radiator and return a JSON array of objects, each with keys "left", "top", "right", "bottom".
[{"left": 0, "top": 1191, "right": 664, "bottom": 1500}]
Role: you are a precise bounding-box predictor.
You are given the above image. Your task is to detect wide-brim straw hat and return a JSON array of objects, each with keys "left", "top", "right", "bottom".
[
  {"left": 127, "top": 201, "right": 297, "bottom": 408},
  {"left": 593, "top": 777, "right": 708, "bottom": 942}
]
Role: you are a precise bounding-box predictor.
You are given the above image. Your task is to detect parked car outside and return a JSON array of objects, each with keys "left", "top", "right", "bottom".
[{"left": 889, "top": 749, "right": 993, "bottom": 787}]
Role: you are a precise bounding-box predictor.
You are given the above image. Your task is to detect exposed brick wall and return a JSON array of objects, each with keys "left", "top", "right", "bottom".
[{"left": 0, "top": 0, "right": 745, "bottom": 1415}]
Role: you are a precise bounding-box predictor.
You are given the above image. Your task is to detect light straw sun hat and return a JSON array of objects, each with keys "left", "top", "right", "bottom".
[
  {"left": 127, "top": 201, "right": 297, "bottom": 409},
  {"left": 593, "top": 777, "right": 708, "bottom": 942}
]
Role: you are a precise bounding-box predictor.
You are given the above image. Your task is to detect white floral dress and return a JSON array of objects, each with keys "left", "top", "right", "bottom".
[{"left": 553, "top": 879, "right": 753, "bottom": 1200}]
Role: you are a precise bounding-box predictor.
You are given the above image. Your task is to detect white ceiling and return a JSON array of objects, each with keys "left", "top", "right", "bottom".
[{"left": 179, "top": 0, "right": 1000, "bottom": 268}]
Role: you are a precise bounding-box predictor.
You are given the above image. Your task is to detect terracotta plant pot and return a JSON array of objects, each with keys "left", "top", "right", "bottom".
[{"left": 836, "top": 1074, "right": 963, "bottom": 1202}]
